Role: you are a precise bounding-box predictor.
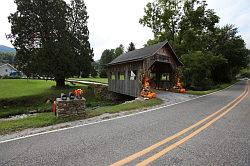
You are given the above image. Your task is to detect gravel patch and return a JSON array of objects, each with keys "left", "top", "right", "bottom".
[
  {"left": 156, "top": 91, "right": 197, "bottom": 105},
  {"left": 0, "top": 91, "right": 197, "bottom": 142}
]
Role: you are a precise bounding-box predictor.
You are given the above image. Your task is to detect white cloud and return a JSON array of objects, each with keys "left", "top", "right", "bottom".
[
  {"left": 0, "top": 0, "right": 249, "bottom": 61},
  {"left": 0, "top": 0, "right": 16, "bottom": 48},
  {"left": 83, "top": 0, "right": 153, "bottom": 60},
  {"left": 207, "top": 0, "right": 250, "bottom": 48}
]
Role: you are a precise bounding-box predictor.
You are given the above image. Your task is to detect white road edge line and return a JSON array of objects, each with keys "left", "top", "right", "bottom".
[{"left": 0, "top": 81, "right": 240, "bottom": 144}]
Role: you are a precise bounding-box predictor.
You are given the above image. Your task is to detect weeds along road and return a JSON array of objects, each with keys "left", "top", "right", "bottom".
[{"left": 0, "top": 80, "right": 249, "bottom": 166}]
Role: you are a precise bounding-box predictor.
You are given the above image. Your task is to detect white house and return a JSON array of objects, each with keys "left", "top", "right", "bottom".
[{"left": 0, "top": 63, "right": 19, "bottom": 76}]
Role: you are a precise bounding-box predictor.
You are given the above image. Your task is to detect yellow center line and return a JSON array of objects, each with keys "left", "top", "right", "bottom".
[
  {"left": 110, "top": 82, "right": 248, "bottom": 166},
  {"left": 136, "top": 82, "right": 249, "bottom": 166}
]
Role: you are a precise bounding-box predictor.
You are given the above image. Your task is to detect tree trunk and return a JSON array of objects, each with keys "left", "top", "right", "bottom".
[{"left": 55, "top": 78, "right": 65, "bottom": 87}]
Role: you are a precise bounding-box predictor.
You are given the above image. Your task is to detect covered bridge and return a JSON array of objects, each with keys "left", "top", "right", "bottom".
[{"left": 107, "top": 41, "right": 183, "bottom": 97}]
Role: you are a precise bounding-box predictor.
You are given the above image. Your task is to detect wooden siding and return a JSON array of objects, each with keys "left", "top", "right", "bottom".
[
  {"left": 107, "top": 44, "right": 181, "bottom": 97},
  {"left": 107, "top": 61, "right": 143, "bottom": 97},
  {"left": 157, "top": 45, "right": 177, "bottom": 69}
]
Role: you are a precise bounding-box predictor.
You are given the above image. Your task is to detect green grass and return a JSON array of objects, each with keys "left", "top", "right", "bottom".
[
  {"left": 87, "top": 98, "right": 163, "bottom": 117},
  {"left": 0, "top": 79, "right": 86, "bottom": 104},
  {"left": 186, "top": 81, "right": 237, "bottom": 95},
  {"left": 0, "top": 103, "right": 52, "bottom": 118},
  {"left": 0, "top": 79, "right": 56, "bottom": 99},
  {"left": 68, "top": 77, "right": 108, "bottom": 84},
  {"left": 0, "top": 79, "right": 86, "bottom": 99},
  {"left": 0, "top": 113, "right": 59, "bottom": 134},
  {"left": 0, "top": 98, "right": 163, "bottom": 135},
  {"left": 0, "top": 79, "right": 88, "bottom": 118}
]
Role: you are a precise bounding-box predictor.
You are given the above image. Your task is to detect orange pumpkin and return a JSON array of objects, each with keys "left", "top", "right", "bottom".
[{"left": 179, "top": 88, "right": 186, "bottom": 93}]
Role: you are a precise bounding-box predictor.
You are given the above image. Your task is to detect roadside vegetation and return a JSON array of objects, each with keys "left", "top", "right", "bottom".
[
  {"left": 186, "top": 81, "right": 237, "bottom": 95},
  {"left": 0, "top": 79, "right": 163, "bottom": 134},
  {"left": 87, "top": 98, "right": 162, "bottom": 117},
  {"left": 240, "top": 67, "right": 250, "bottom": 79}
]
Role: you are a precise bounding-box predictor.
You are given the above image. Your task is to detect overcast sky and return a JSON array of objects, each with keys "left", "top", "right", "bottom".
[{"left": 0, "top": 0, "right": 249, "bottom": 60}]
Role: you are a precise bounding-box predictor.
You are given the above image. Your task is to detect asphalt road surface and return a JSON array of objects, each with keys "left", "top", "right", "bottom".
[{"left": 0, "top": 81, "right": 249, "bottom": 166}]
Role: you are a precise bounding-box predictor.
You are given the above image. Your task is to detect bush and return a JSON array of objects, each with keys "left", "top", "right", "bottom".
[
  {"left": 99, "top": 70, "right": 107, "bottom": 78},
  {"left": 240, "top": 68, "right": 250, "bottom": 78},
  {"left": 81, "top": 73, "right": 90, "bottom": 78},
  {"left": 181, "top": 51, "right": 227, "bottom": 90}
]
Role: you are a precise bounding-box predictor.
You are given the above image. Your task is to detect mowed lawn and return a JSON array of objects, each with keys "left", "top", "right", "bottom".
[
  {"left": 0, "top": 79, "right": 56, "bottom": 99},
  {"left": 0, "top": 79, "right": 85, "bottom": 99}
]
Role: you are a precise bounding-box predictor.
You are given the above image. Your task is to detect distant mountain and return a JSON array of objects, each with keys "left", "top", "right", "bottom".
[{"left": 0, "top": 45, "right": 15, "bottom": 52}]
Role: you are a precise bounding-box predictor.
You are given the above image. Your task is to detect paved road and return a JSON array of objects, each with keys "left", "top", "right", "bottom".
[{"left": 0, "top": 81, "right": 249, "bottom": 166}]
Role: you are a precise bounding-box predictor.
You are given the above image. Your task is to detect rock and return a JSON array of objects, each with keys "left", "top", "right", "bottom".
[{"left": 55, "top": 98, "right": 86, "bottom": 117}]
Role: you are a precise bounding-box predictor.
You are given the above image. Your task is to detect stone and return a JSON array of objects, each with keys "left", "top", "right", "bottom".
[{"left": 55, "top": 97, "right": 86, "bottom": 117}]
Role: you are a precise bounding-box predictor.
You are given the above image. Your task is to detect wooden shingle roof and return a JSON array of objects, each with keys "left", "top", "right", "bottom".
[{"left": 108, "top": 41, "right": 183, "bottom": 66}]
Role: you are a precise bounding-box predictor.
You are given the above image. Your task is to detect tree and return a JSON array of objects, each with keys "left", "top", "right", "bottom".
[
  {"left": 181, "top": 51, "right": 227, "bottom": 90},
  {"left": 114, "top": 44, "right": 124, "bottom": 58},
  {"left": 140, "top": 0, "right": 249, "bottom": 89},
  {"left": 139, "top": 0, "right": 182, "bottom": 46},
  {"left": 177, "top": 0, "right": 219, "bottom": 54},
  {"left": 90, "top": 61, "right": 99, "bottom": 78},
  {"left": 8, "top": 0, "right": 93, "bottom": 86},
  {"left": 209, "top": 25, "right": 249, "bottom": 82},
  {"left": 0, "top": 52, "right": 15, "bottom": 64},
  {"left": 99, "top": 49, "right": 115, "bottom": 78},
  {"left": 127, "top": 42, "right": 136, "bottom": 52},
  {"left": 68, "top": 0, "right": 94, "bottom": 78},
  {"left": 99, "top": 45, "right": 124, "bottom": 78}
]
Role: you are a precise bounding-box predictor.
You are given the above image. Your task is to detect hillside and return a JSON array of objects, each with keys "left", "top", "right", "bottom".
[{"left": 0, "top": 45, "right": 15, "bottom": 52}]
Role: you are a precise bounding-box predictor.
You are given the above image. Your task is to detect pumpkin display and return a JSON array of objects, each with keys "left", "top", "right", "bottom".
[{"left": 141, "top": 76, "right": 156, "bottom": 99}]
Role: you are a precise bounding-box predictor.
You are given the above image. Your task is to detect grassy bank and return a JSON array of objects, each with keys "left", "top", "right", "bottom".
[
  {"left": 87, "top": 98, "right": 163, "bottom": 117},
  {"left": 186, "top": 81, "right": 237, "bottom": 95},
  {"left": 0, "top": 98, "right": 163, "bottom": 135},
  {"left": 0, "top": 103, "right": 51, "bottom": 118}
]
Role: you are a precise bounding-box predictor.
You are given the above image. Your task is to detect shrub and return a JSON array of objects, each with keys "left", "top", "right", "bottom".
[{"left": 181, "top": 51, "right": 227, "bottom": 90}]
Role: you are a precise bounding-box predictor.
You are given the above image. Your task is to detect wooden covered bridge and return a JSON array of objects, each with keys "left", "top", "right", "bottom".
[{"left": 107, "top": 41, "right": 183, "bottom": 97}]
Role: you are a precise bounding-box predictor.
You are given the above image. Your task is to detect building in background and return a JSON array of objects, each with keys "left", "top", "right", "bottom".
[{"left": 0, "top": 63, "right": 22, "bottom": 76}]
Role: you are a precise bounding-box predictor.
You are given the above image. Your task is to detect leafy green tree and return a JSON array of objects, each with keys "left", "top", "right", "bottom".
[
  {"left": 8, "top": 0, "right": 93, "bottom": 86},
  {"left": 90, "top": 61, "right": 99, "bottom": 78},
  {"left": 127, "top": 42, "right": 136, "bottom": 52},
  {"left": 68, "top": 0, "right": 94, "bottom": 78},
  {"left": 0, "top": 52, "right": 15, "bottom": 64},
  {"left": 139, "top": 0, "right": 182, "bottom": 46},
  {"left": 99, "top": 45, "right": 124, "bottom": 78},
  {"left": 209, "top": 25, "right": 249, "bottom": 82},
  {"left": 99, "top": 49, "right": 115, "bottom": 78},
  {"left": 178, "top": 0, "right": 219, "bottom": 54},
  {"left": 140, "top": 0, "right": 249, "bottom": 89},
  {"left": 8, "top": 0, "right": 73, "bottom": 86},
  {"left": 114, "top": 44, "right": 124, "bottom": 58},
  {"left": 181, "top": 51, "right": 227, "bottom": 90}
]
